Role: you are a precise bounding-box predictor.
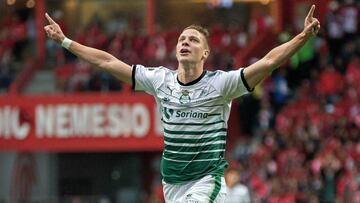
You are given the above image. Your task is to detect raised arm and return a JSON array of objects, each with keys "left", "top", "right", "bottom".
[
  {"left": 243, "top": 5, "right": 320, "bottom": 89},
  {"left": 44, "top": 13, "right": 132, "bottom": 84}
]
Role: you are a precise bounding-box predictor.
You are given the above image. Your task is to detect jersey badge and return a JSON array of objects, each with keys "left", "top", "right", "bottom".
[{"left": 179, "top": 90, "right": 191, "bottom": 104}]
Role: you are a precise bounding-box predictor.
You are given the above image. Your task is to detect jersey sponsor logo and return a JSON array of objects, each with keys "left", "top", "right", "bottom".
[
  {"left": 163, "top": 107, "right": 174, "bottom": 120},
  {"left": 163, "top": 107, "right": 208, "bottom": 120},
  {"left": 176, "top": 110, "right": 208, "bottom": 119}
]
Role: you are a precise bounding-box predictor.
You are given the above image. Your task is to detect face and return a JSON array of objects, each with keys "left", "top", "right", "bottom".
[
  {"left": 225, "top": 170, "right": 240, "bottom": 187},
  {"left": 176, "top": 29, "right": 209, "bottom": 64}
]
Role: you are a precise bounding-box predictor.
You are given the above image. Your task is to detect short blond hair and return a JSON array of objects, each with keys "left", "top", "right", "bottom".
[{"left": 183, "top": 24, "right": 210, "bottom": 49}]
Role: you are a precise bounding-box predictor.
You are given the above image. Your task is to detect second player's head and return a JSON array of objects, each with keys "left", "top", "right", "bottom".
[{"left": 176, "top": 25, "right": 210, "bottom": 65}]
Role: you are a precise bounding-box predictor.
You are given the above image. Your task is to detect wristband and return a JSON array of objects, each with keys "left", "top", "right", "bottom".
[{"left": 61, "top": 37, "right": 72, "bottom": 49}]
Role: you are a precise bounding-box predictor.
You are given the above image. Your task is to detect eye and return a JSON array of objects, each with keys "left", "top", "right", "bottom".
[{"left": 190, "top": 37, "right": 199, "bottom": 43}]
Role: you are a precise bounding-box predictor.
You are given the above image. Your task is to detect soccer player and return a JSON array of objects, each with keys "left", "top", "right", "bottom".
[{"left": 44, "top": 5, "right": 320, "bottom": 203}]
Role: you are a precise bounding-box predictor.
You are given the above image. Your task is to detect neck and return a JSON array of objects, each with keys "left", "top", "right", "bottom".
[{"left": 177, "top": 62, "right": 204, "bottom": 84}]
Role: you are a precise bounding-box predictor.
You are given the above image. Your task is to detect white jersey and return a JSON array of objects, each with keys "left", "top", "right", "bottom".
[
  {"left": 133, "top": 65, "right": 252, "bottom": 184},
  {"left": 225, "top": 184, "right": 251, "bottom": 203}
]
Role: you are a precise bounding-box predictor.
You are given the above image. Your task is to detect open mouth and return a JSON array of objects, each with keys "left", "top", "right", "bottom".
[{"left": 180, "top": 48, "right": 191, "bottom": 55}]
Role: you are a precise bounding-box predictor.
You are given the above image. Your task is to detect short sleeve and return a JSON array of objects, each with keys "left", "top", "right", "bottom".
[
  {"left": 132, "top": 64, "right": 164, "bottom": 96},
  {"left": 215, "top": 68, "right": 254, "bottom": 100}
]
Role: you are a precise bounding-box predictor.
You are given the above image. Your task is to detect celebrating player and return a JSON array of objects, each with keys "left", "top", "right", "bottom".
[{"left": 44, "top": 5, "right": 320, "bottom": 203}]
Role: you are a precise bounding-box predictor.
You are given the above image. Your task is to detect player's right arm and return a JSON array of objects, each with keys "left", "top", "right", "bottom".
[{"left": 44, "top": 13, "right": 132, "bottom": 84}]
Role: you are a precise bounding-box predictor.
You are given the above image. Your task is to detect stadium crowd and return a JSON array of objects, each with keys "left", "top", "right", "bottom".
[
  {"left": 0, "top": 0, "right": 359, "bottom": 202},
  {"left": 0, "top": 10, "right": 35, "bottom": 92},
  {"left": 47, "top": 19, "right": 253, "bottom": 92},
  {"left": 229, "top": 1, "right": 360, "bottom": 203}
]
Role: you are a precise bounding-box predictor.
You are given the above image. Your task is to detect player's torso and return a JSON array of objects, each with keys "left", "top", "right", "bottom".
[
  {"left": 154, "top": 71, "right": 229, "bottom": 125},
  {"left": 154, "top": 69, "right": 231, "bottom": 183}
]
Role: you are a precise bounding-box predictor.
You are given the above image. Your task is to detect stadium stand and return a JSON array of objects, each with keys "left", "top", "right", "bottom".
[{"left": 0, "top": 0, "right": 359, "bottom": 202}]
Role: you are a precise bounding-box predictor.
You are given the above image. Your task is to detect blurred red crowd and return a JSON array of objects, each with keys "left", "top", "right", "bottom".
[
  {"left": 0, "top": 12, "right": 31, "bottom": 91},
  {"left": 226, "top": 1, "right": 360, "bottom": 202},
  {"left": 0, "top": 1, "right": 359, "bottom": 202},
  {"left": 50, "top": 21, "right": 253, "bottom": 92}
]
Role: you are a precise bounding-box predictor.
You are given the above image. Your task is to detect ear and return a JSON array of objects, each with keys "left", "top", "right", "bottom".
[{"left": 203, "top": 49, "right": 210, "bottom": 60}]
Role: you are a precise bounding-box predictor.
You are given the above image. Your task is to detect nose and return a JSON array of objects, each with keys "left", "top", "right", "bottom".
[{"left": 182, "top": 39, "right": 189, "bottom": 46}]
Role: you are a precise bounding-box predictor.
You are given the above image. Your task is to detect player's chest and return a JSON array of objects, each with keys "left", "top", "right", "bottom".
[{"left": 156, "top": 84, "right": 222, "bottom": 106}]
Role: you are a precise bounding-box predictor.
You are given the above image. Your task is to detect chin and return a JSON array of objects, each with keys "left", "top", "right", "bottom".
[{"left": 178, "top": 57, "right": 196, "bottom": 64}]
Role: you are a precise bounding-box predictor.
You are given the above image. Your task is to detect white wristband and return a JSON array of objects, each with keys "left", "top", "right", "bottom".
[{"left": 61, "top": 37, "right": 72, "bottom": 49}]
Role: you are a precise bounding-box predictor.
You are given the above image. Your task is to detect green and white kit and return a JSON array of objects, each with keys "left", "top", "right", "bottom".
[{"left": 133, "top": 65, "right": 252, "bottom": 201}]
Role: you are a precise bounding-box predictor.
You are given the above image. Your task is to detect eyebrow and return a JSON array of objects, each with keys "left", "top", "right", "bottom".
[{"left": 179, "top": 34, "right": 201, "bottom": 40}]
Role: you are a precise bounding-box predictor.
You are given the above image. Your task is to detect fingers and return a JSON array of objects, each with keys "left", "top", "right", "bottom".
[
  {"left": 310, "top": 19, "right": 319, "bottom": 27},
  {"left": 44, "top": 13, "right": 65, "bottom": 43},
  {"left": 44, "top": 13, "right": 58, "bottom": 38},
  {"left": 306, "top": 5, "right": 316, "bottom": 19},
  {"left": 45, "top": 13, "right": 56, "bottom": 25},
  {"left": 44, "top": 24, "right": 57, "bottom": 38},
  {"left": 307, "top": 19, "right": 320, "bottom": 35},
  {"left": 314, "top": 21, "right": 321, "bottom": 34},
  {"left": 44, "top": 25, "right": 52, "bottom": 38},
  {"left": 44, "top": 25, "right": 53, "bottom": 33}
]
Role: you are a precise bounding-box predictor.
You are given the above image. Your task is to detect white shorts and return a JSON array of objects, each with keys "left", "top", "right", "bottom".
[{"left": 163, "top": 175, "right": 227, "bottom": 203}]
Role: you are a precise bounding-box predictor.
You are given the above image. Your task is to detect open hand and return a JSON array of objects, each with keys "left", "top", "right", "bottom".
[
  {"left": 44, "top": 13, "right": 65, "bottom": 44},
  {"left": 303, "top": 5, "right": 320, "bottom": 37}
]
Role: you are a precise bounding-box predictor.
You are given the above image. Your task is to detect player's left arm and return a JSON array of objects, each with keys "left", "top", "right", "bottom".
[{"left": 243, "top": 5, "right": 320, "bottom": 89}]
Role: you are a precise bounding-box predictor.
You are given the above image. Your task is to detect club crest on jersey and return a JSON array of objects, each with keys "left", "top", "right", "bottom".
[{"left": 179, "top": 90, "right": 191, "bottom": 104}]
